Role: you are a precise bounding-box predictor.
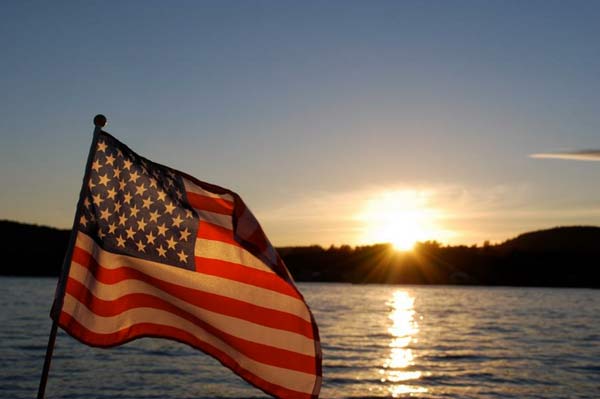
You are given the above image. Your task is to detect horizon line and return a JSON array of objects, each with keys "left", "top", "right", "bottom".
[{"left": 2, "top": 219, "right": 599, "bottom": 249}]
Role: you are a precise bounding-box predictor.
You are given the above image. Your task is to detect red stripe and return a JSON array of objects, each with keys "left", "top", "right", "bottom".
[
  {"left": 197, "top": 221, "right": 239, "bottom": 246},
  {"left": 65, "top": 277, "right": 316, "bottom": 374},
  {"left": 195, "top": 256, "right": 301, "bottom": 299},
  {"left": 187, "top": 192, "right": 234, "bottom": 215},
  {"left": 71, "top": 247, "right": 314, "bottom": 339},
  {"left": 58, "top": 311, "right": 317, "bottom": 399}
]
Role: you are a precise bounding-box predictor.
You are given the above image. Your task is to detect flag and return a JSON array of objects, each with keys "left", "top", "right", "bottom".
[{"left": 53, "top": 129, "right": 322, "bottom": 398}]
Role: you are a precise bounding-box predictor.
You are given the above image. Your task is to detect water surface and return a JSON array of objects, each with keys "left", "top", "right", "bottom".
[{"left": 0, "top": 278, "right": 598, "bottom": 398}]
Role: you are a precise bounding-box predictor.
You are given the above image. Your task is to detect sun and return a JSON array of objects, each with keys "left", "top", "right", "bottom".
[
  {"left": 357, "top": 190, "right": 444, "bottom": 251},
  {"left": 381, "top": 212, "right": 427, "bottom": 251}
]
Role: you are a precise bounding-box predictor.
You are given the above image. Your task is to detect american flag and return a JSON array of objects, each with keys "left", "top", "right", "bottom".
[{"left": 53, "top": 130, "right": 322, "bottom": 399}]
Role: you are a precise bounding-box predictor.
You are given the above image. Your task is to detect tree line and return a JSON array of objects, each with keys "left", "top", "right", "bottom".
[{"left": 2, "top": 221, "right": 599, "bottom": 288}]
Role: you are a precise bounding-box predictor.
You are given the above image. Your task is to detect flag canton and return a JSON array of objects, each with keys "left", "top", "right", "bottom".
[{"left": 78, "top": 133, "right": 198, "bottom": 271}]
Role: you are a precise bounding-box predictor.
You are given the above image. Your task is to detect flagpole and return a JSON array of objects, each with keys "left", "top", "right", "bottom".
[{"left": 37, "top": 114, "right": 107, "bottom": 399}]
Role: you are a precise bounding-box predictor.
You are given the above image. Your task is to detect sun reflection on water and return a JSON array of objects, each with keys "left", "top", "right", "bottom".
[{"left": 382, "top": 290, "right": 427, "bottom": 397}]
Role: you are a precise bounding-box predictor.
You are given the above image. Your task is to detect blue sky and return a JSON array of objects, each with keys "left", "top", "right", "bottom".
[{"left": 2, "top": 1, "right": 600, "bottom": 246}]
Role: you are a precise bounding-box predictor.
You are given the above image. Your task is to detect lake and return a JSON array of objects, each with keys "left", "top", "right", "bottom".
[{"left": 0, "top": 278, "right": 598, "bottom": 398}]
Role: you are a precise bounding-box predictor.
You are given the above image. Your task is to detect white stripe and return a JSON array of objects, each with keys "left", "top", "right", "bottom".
[
  {"left": 197, "top": 209, "right": 233, "bottom": 230},
  {"left": 68, "top": 262, "right": 315, "bottom": 355},
  {"left": 195, "top": 238, "right": 273, "bottom": 273},
  {"left": 183, "top": 178, "right": 234, "bottom": 202},
  {"left": 74, "top": 232, "right": 311, "bottom": 322},
  {"left": 62, "top": 294, "right": 316, "bottom": 394}
]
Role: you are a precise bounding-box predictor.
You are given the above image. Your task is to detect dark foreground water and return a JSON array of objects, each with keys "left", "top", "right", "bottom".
[{"left": 0, "top": 278, "right": 599, "bottom": 398}]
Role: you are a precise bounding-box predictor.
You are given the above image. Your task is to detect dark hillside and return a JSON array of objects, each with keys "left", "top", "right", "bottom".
[
  {"left": 499, "top": 226, "right": 600, "bottom": 253},
  {"left": 1, "top": 220, "right": 70, "bottom": 276}
]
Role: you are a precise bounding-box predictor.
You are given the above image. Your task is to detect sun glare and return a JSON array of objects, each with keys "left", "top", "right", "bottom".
[{"left": 358, "top": 190, "right": 446, "bottom": 251}]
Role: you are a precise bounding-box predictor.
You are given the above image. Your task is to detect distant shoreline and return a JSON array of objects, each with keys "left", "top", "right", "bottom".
[
  {"left": 2, "top": 220, "right": 600, "bottom": 288},
  {"left": 1, "top": 275, "right": 598, "bottom": 292}
]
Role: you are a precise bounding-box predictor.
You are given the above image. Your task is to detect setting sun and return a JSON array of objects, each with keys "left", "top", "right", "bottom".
[{"left": 358, "top": 190, "right": 448, "bottom": 251}]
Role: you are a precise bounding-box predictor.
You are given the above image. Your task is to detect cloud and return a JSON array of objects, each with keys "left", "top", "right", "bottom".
[{"left": 530, "top": 150, "right": 600, "bottom": 162}]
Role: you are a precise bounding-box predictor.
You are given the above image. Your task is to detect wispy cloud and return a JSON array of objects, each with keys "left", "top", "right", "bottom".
[{"left": 530, "top": 150, "right": 600, "bottom": 162}]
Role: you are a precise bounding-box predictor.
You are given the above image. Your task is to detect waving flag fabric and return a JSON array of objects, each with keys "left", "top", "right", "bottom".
[{"left": 53, "top": 130, "right": 322, "bottom": 399}]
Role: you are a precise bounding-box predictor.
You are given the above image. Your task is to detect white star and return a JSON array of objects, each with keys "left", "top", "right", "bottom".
[
  {"left": 83, "top": 197, "right": 91, "bottom": 208},
  {"left": 97, "top": 141, "right": 108, "bottom": 152},
  {"left": 136, "top": 240, "right": 146, "bottom": 252},
  {"left": 142, "top": 196, "right": 154, "bottom": 210},
  {"left": 118, "top": 214, "right": 127, "bottom": 226},
  {"left": 116, "top": 235, "right": 126, "bottom": 248},
  {"left": 149, "top": 178, "right": 158, "bottom": 189},
  {"left": 105, "top": 154, "right": 115, "bottom": 166},
  {"left": 136, "top": 218, "right": 147, "bottom": 231},
  {"left": 135, "top": 183, "right": 147, "bottom": 196},
  {"left": 172, "top": 214, "right": 183, "bottom": 228},
  {"left": 156, "top": 191, "right": 167, "bottom": 202},
  {"left": 88, "top": 180, "right": 96, "bottom": 190},
  {"left": 123, "top": 159, "right": 133, "bottom": 170},
  {"left": 91, "top": 160, "right": 102, "bottom": 172},
  {"left": 125, "top": 227, "right": 136, "bottom": 239},
  {"left": 184, "top": 209, "right": 193, "bottom": 219},
  {"left": 129, "top": 170, "right": 140, "bottom": 183},
  {"left": 100, "top": 208, "right": 111, "bottom": 222},
  {"left": 113, "top": 166, "right": 122, "bottom": 178},
  {"left": 114, "top": 201, "right": 122, "bottom": 213},
  {"left": 179, "top": 228, "right": 191, "bottom": 242},
  {"left": 164, "top": 202, "right": 176, "bottom": 214},
  {"left": 92, "top": 193, "right": 104, "bottom": 206},
  {"left": 79, "top": 215, "right": 88, "bottom": 227},
  {"left": 166, "top": 235, "right": 177, "bottom": 250},
  {"left": 123, "top": 192, "right": 133, "bottom": 204},
  {"left": 118, "top": 180, "right": 127, "bottom": 191},
  {"left": 156, "top": 245, "right": 167, "bottom": 258},
  {"left": 157, "top": 223, "right": 168, "bottom": 237},
  {"left": 116, "top": 148, "right": 123, "bottom": 157},
  {"left": 98, "top": 229, "right": 106, "bottom": 240},
  {"left": 149, "top": 210, "right": 160, "bottom": 223},
  {"left": 130, "top": 205, "right": 140, "bottom": 218},
  {"left": 98, "top": 174, "right": 110, "bottom": 186},
  {"left": 106, "top": 188, "right": 117, "bottom": 200},
  {"left": 125, "top": 227, "right": 135, "bottom": 239},
  {"left": 108, "top": 223, "right": 117, "bottom": 234},
  {"left": 146, "top": 231, "right": 156, "bottom": 245},
  {"left": 177, "top": 250, "right": 188, "bottom": 263}
]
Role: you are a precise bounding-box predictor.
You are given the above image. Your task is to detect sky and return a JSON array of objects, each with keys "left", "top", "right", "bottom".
[{"left": 2, "top": 1, "right": 600, "bottom": 247}]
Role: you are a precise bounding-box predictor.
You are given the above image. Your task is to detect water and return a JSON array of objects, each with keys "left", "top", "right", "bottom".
[{"left": 1, "top": 278, "right": 599, "bottom": 398}]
